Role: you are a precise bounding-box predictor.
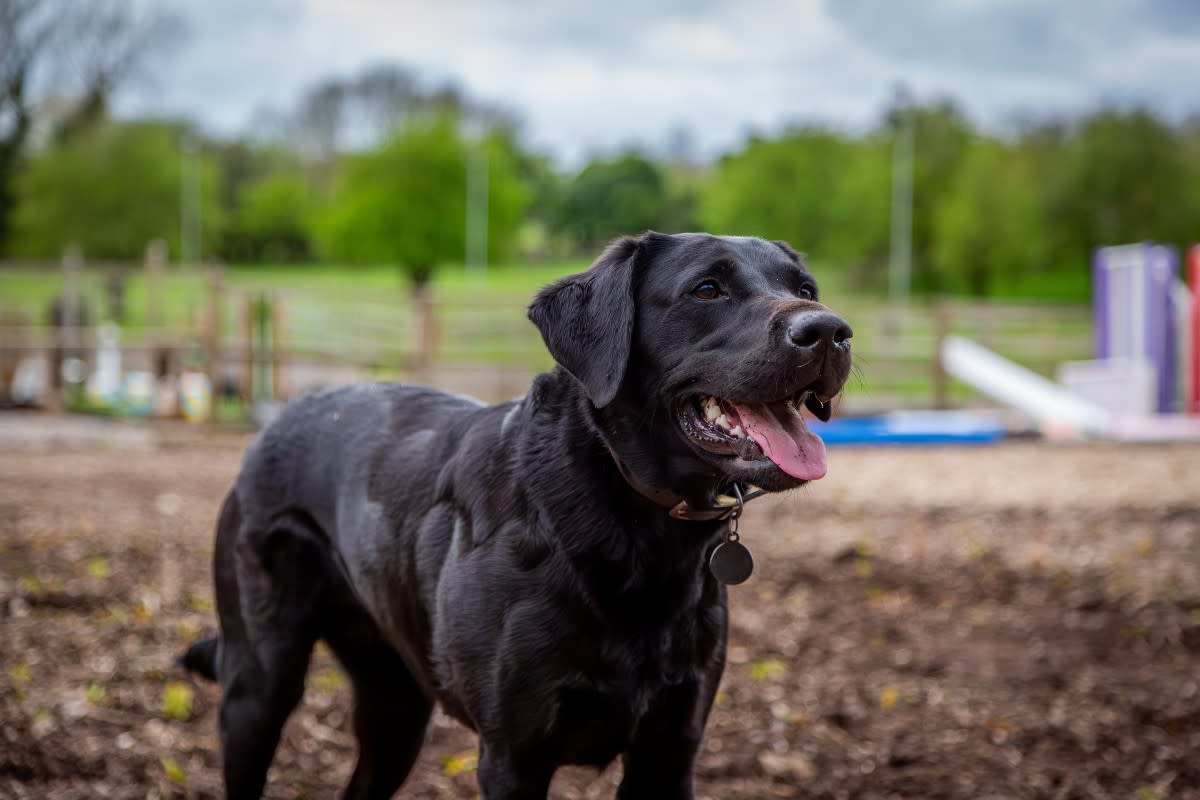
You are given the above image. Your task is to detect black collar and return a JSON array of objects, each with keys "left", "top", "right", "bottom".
[{"left": 605, "top": 446, "right": 766, "bottom": 521}]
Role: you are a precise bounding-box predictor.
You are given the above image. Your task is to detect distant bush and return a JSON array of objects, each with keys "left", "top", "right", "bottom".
[
  {"left": 552, "top": 153, "right": 673, "bottom": 247},
  {"left": 8, "top": 96, "right": 1200, "bottom": 303},
  {"left": 309, "top": 115, "right": 528, "bottom": 287},
  {"left": 223, "top": 172, "right": 316, "bottom": 263},
  {"left": 9, "top": 120, "right": 222, "bottom": 260}
]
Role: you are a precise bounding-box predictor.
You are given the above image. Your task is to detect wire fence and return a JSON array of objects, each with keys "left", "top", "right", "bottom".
[{"left": 0, "top": 260, "right": 1094, "bottom": 410}]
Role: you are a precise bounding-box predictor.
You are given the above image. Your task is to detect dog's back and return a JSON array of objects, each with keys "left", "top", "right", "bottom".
[{"left": 238, "top": 383, "right": 483, "bottom": 521}]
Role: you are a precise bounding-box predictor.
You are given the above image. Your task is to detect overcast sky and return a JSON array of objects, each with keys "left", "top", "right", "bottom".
[{"left": 115, "top": 0, "right": 1200, "bottom": 165}]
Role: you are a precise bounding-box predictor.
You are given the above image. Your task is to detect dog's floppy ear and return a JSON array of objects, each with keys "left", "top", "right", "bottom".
[{"left": 528, "top": 234, "right": 643, "bottom": 408}]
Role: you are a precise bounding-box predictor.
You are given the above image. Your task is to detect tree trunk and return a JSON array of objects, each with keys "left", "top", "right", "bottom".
[{"left": 409, "top": 267, "right": 438, "bottom": 375}]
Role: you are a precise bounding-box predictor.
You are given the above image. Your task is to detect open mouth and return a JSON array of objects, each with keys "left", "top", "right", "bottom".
[{"left": 678, "top": 390, "right": 834, "bottom": 481}]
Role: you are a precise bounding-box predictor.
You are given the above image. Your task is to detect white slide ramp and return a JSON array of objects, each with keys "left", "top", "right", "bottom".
[{"left": 941, "top": 335, "right": 1111, "bottom": 433}]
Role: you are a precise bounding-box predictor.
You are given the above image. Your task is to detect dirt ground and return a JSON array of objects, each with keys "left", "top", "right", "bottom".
[{"left": 2, "top": 423, "right": 1198, "bottom": 799}]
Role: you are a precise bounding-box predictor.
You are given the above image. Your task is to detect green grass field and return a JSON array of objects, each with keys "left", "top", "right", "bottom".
[
  {"left": 0, "top": 260, "right": 1093, "bottom": 408},
  {"left": 0, "top": 256, "right": 1091, "bottom": 325},
  {"left": 0, "top": 261, "right": 594, "bottom": 328}
]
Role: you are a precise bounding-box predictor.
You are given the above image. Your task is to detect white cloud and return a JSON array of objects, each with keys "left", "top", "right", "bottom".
[{"left": 112, "top": 0, "right": 1200, "bottom": 166}]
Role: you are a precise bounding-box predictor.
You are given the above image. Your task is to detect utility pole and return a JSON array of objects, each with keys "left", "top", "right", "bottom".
[
  {"left": 465, "top": 144, "right": 489, "bottom": 278},
  {"left": 180, "top": 134, "right": 202, "bottom": 265},
  {"left": 888, "top": 84, "right": 915, "bottom": 333}
]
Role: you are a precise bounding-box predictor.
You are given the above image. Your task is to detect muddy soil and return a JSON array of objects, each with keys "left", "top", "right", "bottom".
[{"left": 2, "top": 431, "right": 1198, "bottom": 799}]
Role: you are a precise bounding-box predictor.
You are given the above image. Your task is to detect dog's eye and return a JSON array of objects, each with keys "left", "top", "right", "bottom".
[
  {"left": 799, "top": 285, "right": 817, "bottom": 301},
  {"left": 692, "top": 281, "right": 722, "bottom": 301}
]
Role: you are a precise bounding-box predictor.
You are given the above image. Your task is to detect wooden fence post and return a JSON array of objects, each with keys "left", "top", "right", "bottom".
[
  {"left": 145, "top": 239, "right": 169, "bottom": 379},
  {"left": 980, "top": 303, "right": 995, "bottom": 351},
  {"left": 205, "top": 263, "right": 224, "bottom": 405},
  {"left": 47, "top": 245, "right": 84, "bottom": 410},
  {"left": 242, "top": 293, "right": 255, "bottom": 406},
  {"left": 411, "top": 284, "right": 438, "bottom": 376},
  {"left": 271, "top": 294, "right": 285, "bottom": 402},
  {"left": 933, "top": 299, "right": 952, "bottom": 409}
]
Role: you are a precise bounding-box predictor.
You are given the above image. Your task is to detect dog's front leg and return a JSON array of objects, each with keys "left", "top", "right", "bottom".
[
  {"left": 476, "top": 745, "right": 553, "bottom": 800},
  {"left": 616, "top": 681, "right": 710, "bottom": 800}
]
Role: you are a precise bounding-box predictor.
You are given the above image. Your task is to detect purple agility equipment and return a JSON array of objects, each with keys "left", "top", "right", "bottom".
[{"left": 1092, "top": 243, "right": 1177, "bottom": 413}]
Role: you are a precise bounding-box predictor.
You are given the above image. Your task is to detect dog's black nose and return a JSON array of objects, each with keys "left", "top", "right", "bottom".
[{"left": 786, "top": 310, "right": 852, "bottom": 353}]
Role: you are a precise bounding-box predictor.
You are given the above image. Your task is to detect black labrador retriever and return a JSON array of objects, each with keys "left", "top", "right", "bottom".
[{"left": 182, "top": 231, "right": 852, "bottom": 799}]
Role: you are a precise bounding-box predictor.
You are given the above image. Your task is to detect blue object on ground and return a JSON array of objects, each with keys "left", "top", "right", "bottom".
[{"left": 812, "top": 411, "right": 1007, "bottom": 446}]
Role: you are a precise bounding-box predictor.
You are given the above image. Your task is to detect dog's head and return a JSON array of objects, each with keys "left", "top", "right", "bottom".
[{"left": 529, "top": 232, "right": 852, "bottom": 493}]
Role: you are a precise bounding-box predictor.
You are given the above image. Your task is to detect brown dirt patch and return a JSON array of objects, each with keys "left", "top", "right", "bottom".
[{"left": 2, "top": 432, "right": 1198, "bottom": 799}]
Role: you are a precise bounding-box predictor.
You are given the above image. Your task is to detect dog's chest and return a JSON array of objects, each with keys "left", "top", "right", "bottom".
[
  {"left": 548, "top": 662, "right": 664, "bottom": 766},
  {"left": 546, "top": 604, "right": 721, "bottom": 766},
  {"left": 551, "top": 684, "right": 644, "bottom": 766}
]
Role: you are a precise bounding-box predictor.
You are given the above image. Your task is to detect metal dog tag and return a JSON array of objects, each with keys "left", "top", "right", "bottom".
[
  {"left": 709, "top": 534, "right": 753, "bottom": 585},
  {"left": 709, "top": 484, "right": 754, "bottom": 585}
]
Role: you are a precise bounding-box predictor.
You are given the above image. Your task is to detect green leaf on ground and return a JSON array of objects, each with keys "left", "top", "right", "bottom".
[
  {"left": 161, "top": 682, "right": 194, "bottom": 720},
  {"left": 161, "top": 756, "right": 187, "bottom": 784},
  {"left": 749, "top": 657, "right": 787, "bottom": 681},
  {"left": 440, "top": 751, "right": 478, "bottom": 777}
]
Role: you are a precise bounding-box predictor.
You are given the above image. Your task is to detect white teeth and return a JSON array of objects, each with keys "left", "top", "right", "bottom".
[{"left": 698, "top": 395, "right": 748, "bottom": 439}]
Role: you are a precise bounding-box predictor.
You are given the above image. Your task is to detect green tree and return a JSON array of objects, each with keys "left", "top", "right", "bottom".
[
  {"left": 225, "top": 171, "right": 315, "bottom": 262},
  {"left": 659, "top": 163, "right": 703, "bottom": 235},
  {"left": 311, "top": 114, "right": 528, "bottom": 287},
  {"left": 900, "top": 101, "right": 974, "bottom": 291},
  {"left": 1182, "top": 117, "right": 1200, "bottom": 242},
  {"left": 0, "top": 1, "right": 183, "bottom": 254},
  {"left": 9, "top": 119, "right": 222, "bottom": 259},
  {"left": 931, "top": 139, "right": 1044, "bottom": 295},
  {"left": 552, "top": 153, "right": 669, "bottom": 247},
  {"left": 822, "top": 136, "right": 892, "bottom": 285},
  {"left": 1047, "top": 109, "right": 1193, "bottom": 268},
  {"left": 701, "top": 127, "right": 913, "bottom": 287},
  {"left": 701, "top": 129, "right": 848, "bottom": 253}
]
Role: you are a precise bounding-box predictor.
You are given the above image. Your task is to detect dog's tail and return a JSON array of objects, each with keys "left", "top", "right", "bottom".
[{"left": 178, "top": 636, "right": 220, "bottom": 682}]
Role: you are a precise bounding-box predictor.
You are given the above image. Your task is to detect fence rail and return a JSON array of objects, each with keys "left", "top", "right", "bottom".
[{"left": 1, "top": 259, "right": 1094, "bottom": 410}]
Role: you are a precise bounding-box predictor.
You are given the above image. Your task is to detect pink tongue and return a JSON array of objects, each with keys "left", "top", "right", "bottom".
[{"left": 731, "top": 403, "right": 828, "bottom": 480}]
